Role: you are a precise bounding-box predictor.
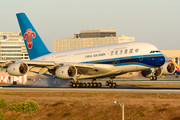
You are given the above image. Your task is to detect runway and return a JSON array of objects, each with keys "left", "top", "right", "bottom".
[
  {"left": 1, "top": 77, "right": 180, "bottom": 93},
  {"left": 101, "top": 80, "right": 180, "bottom": 84},
  {"left": 0, "top": 86, "right": 180, "bottom": 93}
]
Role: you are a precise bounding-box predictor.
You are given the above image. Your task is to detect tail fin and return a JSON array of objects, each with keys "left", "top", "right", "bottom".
[
  {"left": 16, "top": 13, "right": 50, "bottom": 60},
  {"left": 170, "top": 59, "right": 180, "bottom": 72}
]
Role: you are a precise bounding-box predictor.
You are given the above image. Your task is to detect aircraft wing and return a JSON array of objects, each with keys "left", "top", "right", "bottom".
[
  {"left": 0, "top": 60, "right": 56, "bottom": 67},
  {"left": 0, "top": 60, "right": 13, "bottom": 67},
  {"left": 64, "top": 63, "right": 115, "bottom": 75},
  {"left": 0, "top": 60, "right": 115, "bottom": 76}
]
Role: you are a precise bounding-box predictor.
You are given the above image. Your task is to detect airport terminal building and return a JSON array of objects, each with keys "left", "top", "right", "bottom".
[
  {"left": 0, "top": 31, "right": 29, "bottom": 84},
  {"left": 53, "top": 29, "right": 135, "bottom": 52},
  {"left": 0, "top": 31, "right": 29, "bottom": 60}
]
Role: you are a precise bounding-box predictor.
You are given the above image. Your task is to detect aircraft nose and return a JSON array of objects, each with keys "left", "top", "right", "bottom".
[{"left": 157, "top": 55, "right": 165, "bottom": 66}]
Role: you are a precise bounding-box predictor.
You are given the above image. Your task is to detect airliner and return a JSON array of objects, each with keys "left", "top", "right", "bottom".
[{"left": 0, "top": 13, "right": 175, "bottom": 88}]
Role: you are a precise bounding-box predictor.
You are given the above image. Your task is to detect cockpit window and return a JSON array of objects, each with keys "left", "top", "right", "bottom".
[{"left": 150, "top": 50, "right": 161, "bottom": 53}]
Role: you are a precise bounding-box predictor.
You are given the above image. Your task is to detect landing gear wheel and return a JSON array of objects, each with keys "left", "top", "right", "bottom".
[
  {"left": 90, "top": 83, "right": 94, "bottom": 87},
  {"left": 76, "top": 83, "right": 80, "bottom": 88},
  {"left": 82, "top": 83, "right": 86, "bottom": 88},
  {"left": 109, "top": 83, "right": 112, "bottom": 88},
  {"left": 113, "top": 83, "right": 116, "bottom": 88},
  {"left": 97, "top": 83, "right": 102, "bottom": 88},
  {"left": 80, "top": 82, "right": 83, "bottom": 88},
  {"left": 72, "top": 83, "right": 76, "bottom": 88},
  {"left": 150, "top": 76, "right": 154, "bottom": 81},
  {"left": 94, "top": 83, "right": 97, "bottom": 88},
  {"left": 87, "top": 83, "right": 90, "bottom": 87},
  {"left": 69, "top": 81, "right": 73, "bottom": 86},
  {"left": 153, "top": 76, "right": 157, "bottom": 81},
  {"left": 105, "top": 81, "right": 109, "bottom": 86}
]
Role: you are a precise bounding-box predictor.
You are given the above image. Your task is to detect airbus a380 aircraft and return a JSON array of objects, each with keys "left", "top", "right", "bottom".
[{"left": 0, "top": 13, "right": 175, "bottom": 88}]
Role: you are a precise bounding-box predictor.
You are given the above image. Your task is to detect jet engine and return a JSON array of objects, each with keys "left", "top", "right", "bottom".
[
  {"left": 7, "top": 62, "right": 29, "bottom": 76},
  {"left": 161, "top": 62, "right": 175, "bottom": 74},
  {"left": 141, "top": 62, "right": 175, "bottom": 78},
  {"left": 55, "top": 65, "right": 77, "bottom": 79},
  {"left": 141, "top": 67, "right": 162, "bottom": 78}
]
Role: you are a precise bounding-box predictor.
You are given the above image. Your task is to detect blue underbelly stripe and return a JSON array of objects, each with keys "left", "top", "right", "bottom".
[
  {"left": 114, "top": 62, "right": 153, "bottom": 68},
  {"left": 83, "top": 54, "right": 163, "bottom": 63},
  {"left": 82, "top": 54, "right": 165, "bottom": 67}
]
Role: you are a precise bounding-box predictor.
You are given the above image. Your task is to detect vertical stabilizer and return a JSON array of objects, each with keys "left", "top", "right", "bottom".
[{"left": 16, "top": 13, "right": 50, "bottom": 60}]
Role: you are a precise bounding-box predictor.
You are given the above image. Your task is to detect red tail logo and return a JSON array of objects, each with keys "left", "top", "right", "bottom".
[{"left": 24, "top": 29, "right": 36, "bottom": 49}]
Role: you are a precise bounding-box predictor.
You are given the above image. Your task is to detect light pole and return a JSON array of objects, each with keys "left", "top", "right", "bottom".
[{"left": 113, "top": 100, "right": 124, "bottom": 120}]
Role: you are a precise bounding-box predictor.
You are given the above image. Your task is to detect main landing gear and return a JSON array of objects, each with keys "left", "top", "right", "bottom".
[
  {"left": 105, "top": 77, "right": 117, "bottom": 88},
  {"left": 69, "top": 79, "right": 102, "bottom": 88},
  {"left": 69, "top": 77, "right": 117, "bottom": 88},
  {"left": 150, "top": 76, "right": 157, "bottom": 81}
]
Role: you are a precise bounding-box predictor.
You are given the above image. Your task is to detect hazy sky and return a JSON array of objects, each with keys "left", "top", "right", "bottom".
[{"left": 0, "top": 0, "right": 180, "bottom": 51}]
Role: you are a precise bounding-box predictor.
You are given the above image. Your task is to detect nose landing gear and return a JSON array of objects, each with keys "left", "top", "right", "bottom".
[
  {"left": 69, "top": 78, "right": 102, "bottom": 88},
  {"left": 150, "top": 76, "right": 157, "bottom": 81}
]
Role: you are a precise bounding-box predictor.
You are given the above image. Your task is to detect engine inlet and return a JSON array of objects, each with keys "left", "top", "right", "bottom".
[{"left": 19, "top": 63, "right": 28, "bottom": 74}]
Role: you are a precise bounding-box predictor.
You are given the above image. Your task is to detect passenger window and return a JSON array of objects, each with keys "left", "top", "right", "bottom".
[
  {"left": 135, "top": 49, "right": 139, "bottom": 53},
  {"left": 124, "top": 49, "right": 128, "bottom": 54},
  {"left": 129, "top": 49, "right": 133, "bottom": 53},
  {"left": 120, "top": 50, "right": 123, "bottom": 54},
  {"left": 115, "top": 51, "right": 118, "bottom": 55},
  {"left": 111, "top": 51, "right": 114, "bottom": 55}
]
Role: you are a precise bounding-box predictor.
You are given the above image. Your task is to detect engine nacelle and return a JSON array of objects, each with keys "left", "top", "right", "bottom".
[
  {"left": 7, "top": 62, "right": 29, "bottom": 76},
  {"left": 161, "top": 62, "right": 175, "bottom": 75},
  {"left": 141, "top": 67, "right": 162, "bottom": 78},
  {"left": 55, "top": 65, "right": 77, "bottom": 79},
  {"left": 141, "top": 62, "right": 176, "bottom": 78}
]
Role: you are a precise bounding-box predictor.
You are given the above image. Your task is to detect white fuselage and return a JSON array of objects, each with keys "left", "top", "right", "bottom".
[
  {"left": 33, "top": 42, "right": 165, "bottom": 79},
  {"left": 35, "top": 42, "right": 160, "bottom": 62}
]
